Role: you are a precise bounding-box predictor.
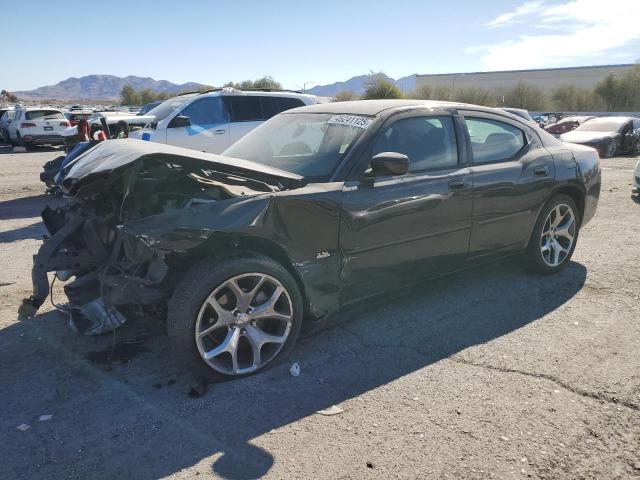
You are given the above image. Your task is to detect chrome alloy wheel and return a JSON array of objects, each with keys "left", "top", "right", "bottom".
[
  {"left": 540, "top": 203, "right": 576, "bottom": 267},
  {"left": 194, "top": 273, "right": 293, "bottom": 375}
]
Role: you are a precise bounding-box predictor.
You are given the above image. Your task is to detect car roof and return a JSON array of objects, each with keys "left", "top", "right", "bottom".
[
  {"left": 17, "top": 106, "right": 63, "bottom": 111},
  {"left": 284, "top": 99, "right": 514, "bottom": 117}
]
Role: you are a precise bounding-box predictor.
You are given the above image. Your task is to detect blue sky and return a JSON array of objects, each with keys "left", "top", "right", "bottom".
[{"left": 2, "top": 0, "right": 639, "bottom": 91}]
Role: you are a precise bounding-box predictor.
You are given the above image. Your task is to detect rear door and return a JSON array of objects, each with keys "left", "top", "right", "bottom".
[
  {"left": 460, "top": 112, "right": 556, "bottom": 259},
  {"left": 339, "top": 113, "right": 473, "bottom": 299},
  {"left": 226, "top": 96, "right": 264, "bottom": 146},
  {"left": 165, "top": 97, "right": 230, "bottom": 153}
]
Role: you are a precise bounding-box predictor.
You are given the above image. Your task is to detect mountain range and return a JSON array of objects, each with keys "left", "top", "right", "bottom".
[
  {"left": 307, "top": 74, "right": 416, "bottom": 96},
  {"left": 14, "top": 75, "right": 207, "bottom": 100},
  {"left": 13, "top": 73, "right": 417, "bottom": 101}
]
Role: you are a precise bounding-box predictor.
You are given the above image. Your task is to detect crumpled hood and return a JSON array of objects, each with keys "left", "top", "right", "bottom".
[
  {"left": 62, "top": 139, "right": 302, "bottom": 190},
  {"left": 560, "top": 130, "right": 616, "bottom": 143}
]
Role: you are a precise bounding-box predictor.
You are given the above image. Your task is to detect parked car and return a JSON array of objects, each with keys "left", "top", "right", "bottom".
[
  {"left": 544, "top": 116, "right": 595, "bottom": 137},
  {"left": 500, "top": 107, "right": 535, "bottom": 123},
  {"left": 0, "top": 108, "right": 15, "bottom": 143},
  {"left": 138, "top": 101, "right": 162, "bottom": 116},
  {"left": 633, "top": 160, "right": 640, "bottom": 196},
  {"left": 21, "top": 100, "right": 601, "bottom": 380},
  {"left": 127, "top": 88, "right": 317, "bottom": 153},
  {"left": 65, "top": 109, "right": 95, "bottom": 126},
  {"left": 560, "top": 117, "right": 640, "bottom": 158},
  {"left": 8, "top": 107, "right": 70, "bottom": 148}
]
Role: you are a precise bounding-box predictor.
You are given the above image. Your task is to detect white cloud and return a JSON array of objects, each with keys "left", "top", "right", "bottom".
[
  {"left": 474, "top": 0, "right": 640, "bottom": 70},
  {"left": 485, "top": 1, "right": 545, "bottom": 28}
]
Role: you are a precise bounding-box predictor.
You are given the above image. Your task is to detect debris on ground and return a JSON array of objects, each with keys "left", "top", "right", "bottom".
[
  {"left": 289, "top": 362, "right": 301, "bottom": 377},
  {"left": 38, "top": 415, "right": 53, "bottom": 421},
  {"left": 316, "top": 405, "right": 344, "bottom": 416},
  {"left": 16, "top": 423, "right": 30, "bottom": 431},
  {"left": 187, "top": 379, "right": 209, "bottom": 399}
]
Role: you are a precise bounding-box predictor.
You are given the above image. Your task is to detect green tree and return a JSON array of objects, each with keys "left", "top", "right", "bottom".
[
  {"left": 1, "top": 90, "right": 18, "bottom": 103},
  {"left": 332, "top": 91, "right": 358, "bottom": 102},
  {"left": 551, "top": 84, "right": 602, "bottom": 111},
  {"left": 452, "top": 86, "right": 496, "bottom": 106},
  {"left": 595, "top": 66, "right": 640, "bottom": 111},
  {"left": 120, "top": 85, "right": 141, "bottom": 105},
  {"left": 225, "top": 76, "right": 282, "bottom": 90},
  {"left": 503, "top": 81, "right": 547, "bottom": 110},
  {"left": 410, "top": 85, "right": 453, "bottom": 101},
  {"left": 362, "top": 73, "right": 403, "bottom": 100}
]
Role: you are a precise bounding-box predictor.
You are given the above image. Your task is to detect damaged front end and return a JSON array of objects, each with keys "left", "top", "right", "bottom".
[{"left": 20, "top": 140, "right": 300, "bottom": 335}]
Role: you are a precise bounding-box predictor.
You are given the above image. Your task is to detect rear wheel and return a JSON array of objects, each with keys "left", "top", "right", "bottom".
[
  {"left": 524, "top": 194, "right": 580, "bottom": 274},
  {"left": 167, "top": 255, "right": 303, "bottom": 381}
]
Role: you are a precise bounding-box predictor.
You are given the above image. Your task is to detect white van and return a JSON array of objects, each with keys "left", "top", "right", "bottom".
[{"left": 128, "top": 88, "right": 318, "bottom": 153}]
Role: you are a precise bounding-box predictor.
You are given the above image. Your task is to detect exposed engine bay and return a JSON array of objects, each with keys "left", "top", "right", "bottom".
[{"left": 20, "top": 140, "right": 294, "bottom": 335}]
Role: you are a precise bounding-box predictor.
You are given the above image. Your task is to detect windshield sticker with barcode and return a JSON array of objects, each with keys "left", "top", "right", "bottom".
[{"left": 327, "top": 115, "right": 374, "bottom": 129}]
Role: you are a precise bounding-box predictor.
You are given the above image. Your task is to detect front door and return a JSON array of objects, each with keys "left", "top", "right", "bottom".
[
  {"left": 165, "top": 97, "right": 230, "bottom": 153},
  {"left": 339, "top": 114, "right": 473, "bottom": 300}
]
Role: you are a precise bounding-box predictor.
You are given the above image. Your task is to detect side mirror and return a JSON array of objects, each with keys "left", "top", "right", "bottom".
[
  {"left": 168, "top": 115, "right": 191, "bottom": 128},
  {"left": 369, "top": 152, "right": 409, "bottom": 177}
]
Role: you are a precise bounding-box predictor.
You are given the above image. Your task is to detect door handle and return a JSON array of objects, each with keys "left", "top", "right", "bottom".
[
  {"left": 448, "top": 179, "right": 467, "bottom": 191},
  {"left": 534, "top": 165, "right": 549, "bottom": 177},
  {"left": 213, "top": 129, "right": 226, "bottom": 135}
]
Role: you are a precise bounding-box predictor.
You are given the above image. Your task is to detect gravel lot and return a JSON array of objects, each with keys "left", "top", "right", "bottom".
[{"left": 0, "top": 144, "right": 638, "bottom": 480}]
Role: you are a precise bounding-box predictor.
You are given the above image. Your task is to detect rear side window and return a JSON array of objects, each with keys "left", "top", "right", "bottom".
[
  {"left": 180, "top": 97, "right": 228, "bottom": 126},
  {"left": 259, "top": 97, "right": 281, "bottom": 119},
  {"left": 228, "top": 97, "right": 262, "bottom": 122},
  {"left": 372, "top": 116, "right": 459, "bottom": 172},
  {"left": 278, "top": 97, "right": 305, "bottom": 112},
  {"left": 25, "top": 110, "right": 64, "bottom": 121},
  {"left": 465, "top": 118, "right": 525, "bottom": 164}
]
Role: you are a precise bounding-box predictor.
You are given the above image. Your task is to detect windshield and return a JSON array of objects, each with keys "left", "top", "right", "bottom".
[
  {"left": 223, "top": 113, "right": 371, "bottom": 178},
  {"left": 146, "top": 94, "right": 198, "bottom": 122},
  {"left": 576, "top": 118, "right": 627, "bottom": 132}
]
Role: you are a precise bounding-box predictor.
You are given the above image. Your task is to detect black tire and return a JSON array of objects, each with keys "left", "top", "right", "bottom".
[
  {"left": 603, "top": 140, "right": 617, "bottom": 158},
  {"left": 167, "top": 254, "right": 304, "bottom": 381},
  {"left": 524, "top": 194, "right": 580, "bottom": 274},
  {"left": 17, "top": 133, "right": 30, "bottom": 150}
]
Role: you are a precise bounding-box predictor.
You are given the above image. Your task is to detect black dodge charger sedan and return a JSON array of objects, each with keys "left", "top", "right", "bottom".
[{"left": 22, "top": 100, "right": 601, "bottom": 379}]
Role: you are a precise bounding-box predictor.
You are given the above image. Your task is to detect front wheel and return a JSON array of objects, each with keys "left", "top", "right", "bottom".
[
  {"left": 524, "top": 194, "right": 580, "bottom": 274},
  {"left": 167, "top": 255, "right": 304, "bottom": 381},
  {"left": 603, "top": 141, "right": 617, "bottom": 158}
]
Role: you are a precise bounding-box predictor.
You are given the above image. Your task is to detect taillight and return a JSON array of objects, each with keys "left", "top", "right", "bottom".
[
  {"left": 21, "top": 122, "right": 36, "bottom": 128},
  {"left": 60, "top": 121, "right": 70, "bottom": 127}
]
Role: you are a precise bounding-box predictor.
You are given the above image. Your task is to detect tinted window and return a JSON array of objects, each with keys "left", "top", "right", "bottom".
[
  {"left": 372, "top": 116, "right": 459, "bottom": 171},
  {"left": 278, "top": 97, "right": 305, "bottom": 112},
  {"left": 465, "top": 117, "right": 525, "bottom": 164},
  {"left": 25, "top": 110, "right": 65, "bottom": 120},
  {"left": 229, "top": 97, "right": 262, "bottom": 122},
  {"left": 259, "top": 97, "right": 280, "bottom": 119},
  {"left": 180, "top": 97, "right": 228, "bottom": 126}
]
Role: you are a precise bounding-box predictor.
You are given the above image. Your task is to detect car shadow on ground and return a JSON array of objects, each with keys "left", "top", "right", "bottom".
[
  {"left": 0, "top": 194, "right": 63, "bottom": 221},
  {"left": 0, "top": 221, "right": 46, "bottom": 243},
  {"left": 0, "top": 254, "right": 587, "bottom": 479},
  {"left": 0, "top": 143, "right": 64, "bottom": 155}
]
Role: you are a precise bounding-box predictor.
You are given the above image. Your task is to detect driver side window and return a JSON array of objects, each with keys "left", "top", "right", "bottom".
[{"left": 372, "top": 116, "right": 459, "bottom": 172}]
